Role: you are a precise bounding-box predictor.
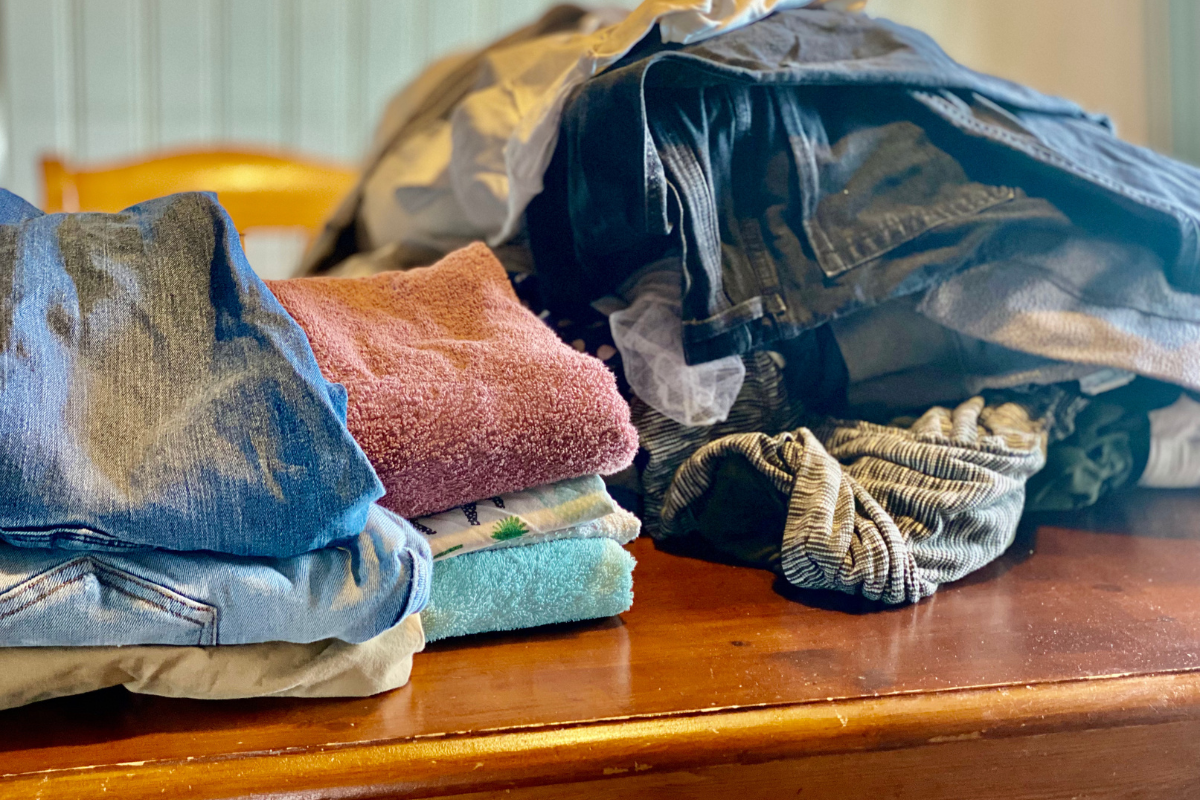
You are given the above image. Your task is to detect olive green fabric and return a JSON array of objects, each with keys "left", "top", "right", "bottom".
[
  {"left": 1025, "top": 379, "right": 1181, "bottom": 512},
  {"left": 1025, "top": 401, "right": 1148, "bottom": 511}
]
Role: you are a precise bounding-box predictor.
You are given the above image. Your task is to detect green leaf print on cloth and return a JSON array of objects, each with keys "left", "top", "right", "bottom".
[
  {"left": 491, "top": 516, "right": 530, "bottom": 541},
  {"left": 410, "top": 475, "right": 618, "bottom": 559}
]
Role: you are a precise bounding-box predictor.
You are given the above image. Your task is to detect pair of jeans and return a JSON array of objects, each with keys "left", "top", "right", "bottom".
[
  {"left": 527, "top": 8, "right": 1200, "bottom": 366},
  {"left": 916, "top": 226, "right": 1200, "bottom": 396},
  {"left": 0, "top": 504, "right": 431, "bottom": 646},
  {"left": 0, "top": 190, "right": 383, "bottom": 557}
]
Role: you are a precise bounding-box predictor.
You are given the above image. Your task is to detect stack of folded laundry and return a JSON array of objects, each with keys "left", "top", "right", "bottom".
[
  {"left": 412, "top": 478, "right": 640, "bottom": 642},
  {"left": 309, "top": 1, "right": 1200, "bottom": 609},
  {"left": 268, "top": 242, "right": 640, "bottom": 642},
  {"left": 0, "top": 191, "right": 640, "bottom": 709},
  {"left": 0, "top": 190, "right": 431, "bottom": 709}
]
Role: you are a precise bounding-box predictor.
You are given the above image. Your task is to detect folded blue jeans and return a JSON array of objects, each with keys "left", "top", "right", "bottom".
[
  {"left": 0, "top": 190, "right": 383, "bottom": 557},
  {"left": 0, "top": 504, "right": 431, "bottom": 646}
]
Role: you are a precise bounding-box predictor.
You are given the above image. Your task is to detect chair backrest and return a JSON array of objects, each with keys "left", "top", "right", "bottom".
[{"left": 40, "top": 148, "right": 357, "bottom": 237}]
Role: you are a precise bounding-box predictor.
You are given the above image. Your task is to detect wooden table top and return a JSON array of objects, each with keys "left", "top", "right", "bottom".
[{"left": 3, "top": 489, "right": 1200, "bottom": 798}]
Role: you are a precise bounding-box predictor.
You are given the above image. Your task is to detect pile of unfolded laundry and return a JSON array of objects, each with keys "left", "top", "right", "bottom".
[{"left": 311, "top": 0, "right": 1200, "bottom": 607}]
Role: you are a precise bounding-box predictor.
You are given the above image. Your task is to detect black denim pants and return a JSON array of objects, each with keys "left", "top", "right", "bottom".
[{"left": 528, "top": 8, "right": 1200, "bottom": 365}]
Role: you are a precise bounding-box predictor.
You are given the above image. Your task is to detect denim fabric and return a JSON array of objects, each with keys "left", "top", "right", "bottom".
[
  {"left": 0, "top": 504, "right": 431, "bottom": 646},
  {"left": 0, "top": 190, "right": 383, "bottom": 557},
  {"left": 527, "top": 8, "right": 1200, "bottom": 365},
  {"left": 831, "top": 295, "right": 1106, "bottom": 413},
  {"left": 916, "top": 227, "right": 1200, "bottom": 394}
]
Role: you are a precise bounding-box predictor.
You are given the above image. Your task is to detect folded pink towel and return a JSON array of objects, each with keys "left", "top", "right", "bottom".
[{"left": 269, "top": 243, "right": 638, "bottom": 518}]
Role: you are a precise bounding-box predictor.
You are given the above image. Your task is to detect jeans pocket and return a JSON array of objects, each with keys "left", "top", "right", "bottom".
[
  {"left": 784, "top": 101, "right": 1015, "bottom": 279},
  {"left": 0, "top": 557, "right": 218, "bottom": 646},
  {"left": 0, "top": 525, "right": 149, "bottom": 552}
]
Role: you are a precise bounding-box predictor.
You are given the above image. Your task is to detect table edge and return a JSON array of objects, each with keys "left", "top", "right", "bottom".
[{"left": 5, "top": 668, "right": 1200, "bottom": 799}]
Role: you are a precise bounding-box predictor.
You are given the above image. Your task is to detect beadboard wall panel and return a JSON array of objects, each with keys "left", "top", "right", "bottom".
[
  {"left": 155, "top": 0, "right": 215, "bottom": 149},
  {"left": 5, "top": 0, "right": 67, "bottom": 204},
  {"left": 1167, "top": 0, "right": 1200, "bottom": 164},
  {"left": 1, "top": 0, "right": 640, "bottom": 204},
  {"left": 294, "top": 0, "right": 353, "bottom": 156},
  {"left": 0, "top": 0, "right": 1186, "bottom": 205}
]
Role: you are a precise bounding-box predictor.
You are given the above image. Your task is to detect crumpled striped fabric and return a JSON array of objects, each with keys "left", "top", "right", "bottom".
[
  {"left": 661, "top": 397, "right": 1047, "bottom": 604},
  {"left": 634, "top": 349, "right": 806, "bottom": 536}
]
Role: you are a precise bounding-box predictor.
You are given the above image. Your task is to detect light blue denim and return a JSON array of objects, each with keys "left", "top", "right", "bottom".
[
  {"left": 0, "top": 504, "right": 431, "bottom": 646},
  {"left": 0, "top": 189, "right": 384, "bottom": 557}
]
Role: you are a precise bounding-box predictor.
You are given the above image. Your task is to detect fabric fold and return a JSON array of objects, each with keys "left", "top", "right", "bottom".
[
  {"left": 0, "top": 504, "right": 431, "bottom": 647},
  {"left": 0, "top": 614, "right": 425, "bottom": 711},
  {"left": 269, "top": 242, "right": 639, "bottom": 519},
  {"left": 917, "top": 232, "right": 1200, "bottom": 394},
  {"left": 0, "top": 190, "right": 383, "bottom": 558},
  {"left": 635, "top": 346, "right": 812, "bottom": 535},
  {"left": 421, "top": 536, "right": 636, "bottom": 642},
  {"left": 662, "top": 397, "right": 1046, "bottom": 604},
  {"left": 411, "top": 474, "right": 617, "bottom": 560}
]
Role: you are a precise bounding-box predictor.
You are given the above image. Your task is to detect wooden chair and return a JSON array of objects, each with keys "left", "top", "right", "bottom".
[{"left": 40, "top": 148, "right": 356, "bottom": 238}]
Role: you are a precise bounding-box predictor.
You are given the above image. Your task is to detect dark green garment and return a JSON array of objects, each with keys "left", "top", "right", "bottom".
[
  {"left": 1024, "top": 401, "right": 1147, "bottom": 511},
  {"left": 1025, "top": 379, "right": 1181, "bottom": 512}
]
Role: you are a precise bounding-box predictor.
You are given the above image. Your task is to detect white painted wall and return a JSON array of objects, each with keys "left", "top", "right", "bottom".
[{"left": 867, "top": 0, "right": 1163, "bottom": 148}]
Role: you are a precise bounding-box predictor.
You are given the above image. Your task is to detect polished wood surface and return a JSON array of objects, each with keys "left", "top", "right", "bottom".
[
  {"left": 40, "top": 149, "right": 356, "bottom": 236},
  {"left": 3, "top": 489, "right": 1200, "bottom": 798}
]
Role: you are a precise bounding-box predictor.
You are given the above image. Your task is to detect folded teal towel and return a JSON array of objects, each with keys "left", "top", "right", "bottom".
[{"left": 421, "top": 538, "right": 635, "bottom": 642}]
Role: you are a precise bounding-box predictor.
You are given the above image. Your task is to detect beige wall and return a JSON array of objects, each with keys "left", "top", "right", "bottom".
[{"left": 867, "top": 0, "right": 1155, "bottom": 146}]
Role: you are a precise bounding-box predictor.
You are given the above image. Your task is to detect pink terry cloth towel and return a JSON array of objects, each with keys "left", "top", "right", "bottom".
[{"left": 268, "top": 242, "right": 639, "bottom": 518}]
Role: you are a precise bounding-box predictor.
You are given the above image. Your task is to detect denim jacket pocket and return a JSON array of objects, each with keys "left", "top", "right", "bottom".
[
  {"left": 0, "top": 557, "right": 218, "bottom": 646},
  {"left": 784, "top": 106, "right": 1016, "bottom": 278}
]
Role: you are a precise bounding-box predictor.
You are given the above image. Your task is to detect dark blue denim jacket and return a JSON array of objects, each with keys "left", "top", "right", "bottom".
[
  {"left": 0, "top": 190, "right": 384, "bottom": 557},
  {"left": 527, "top": 9, "right": 1200, "bottom": 365}
]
